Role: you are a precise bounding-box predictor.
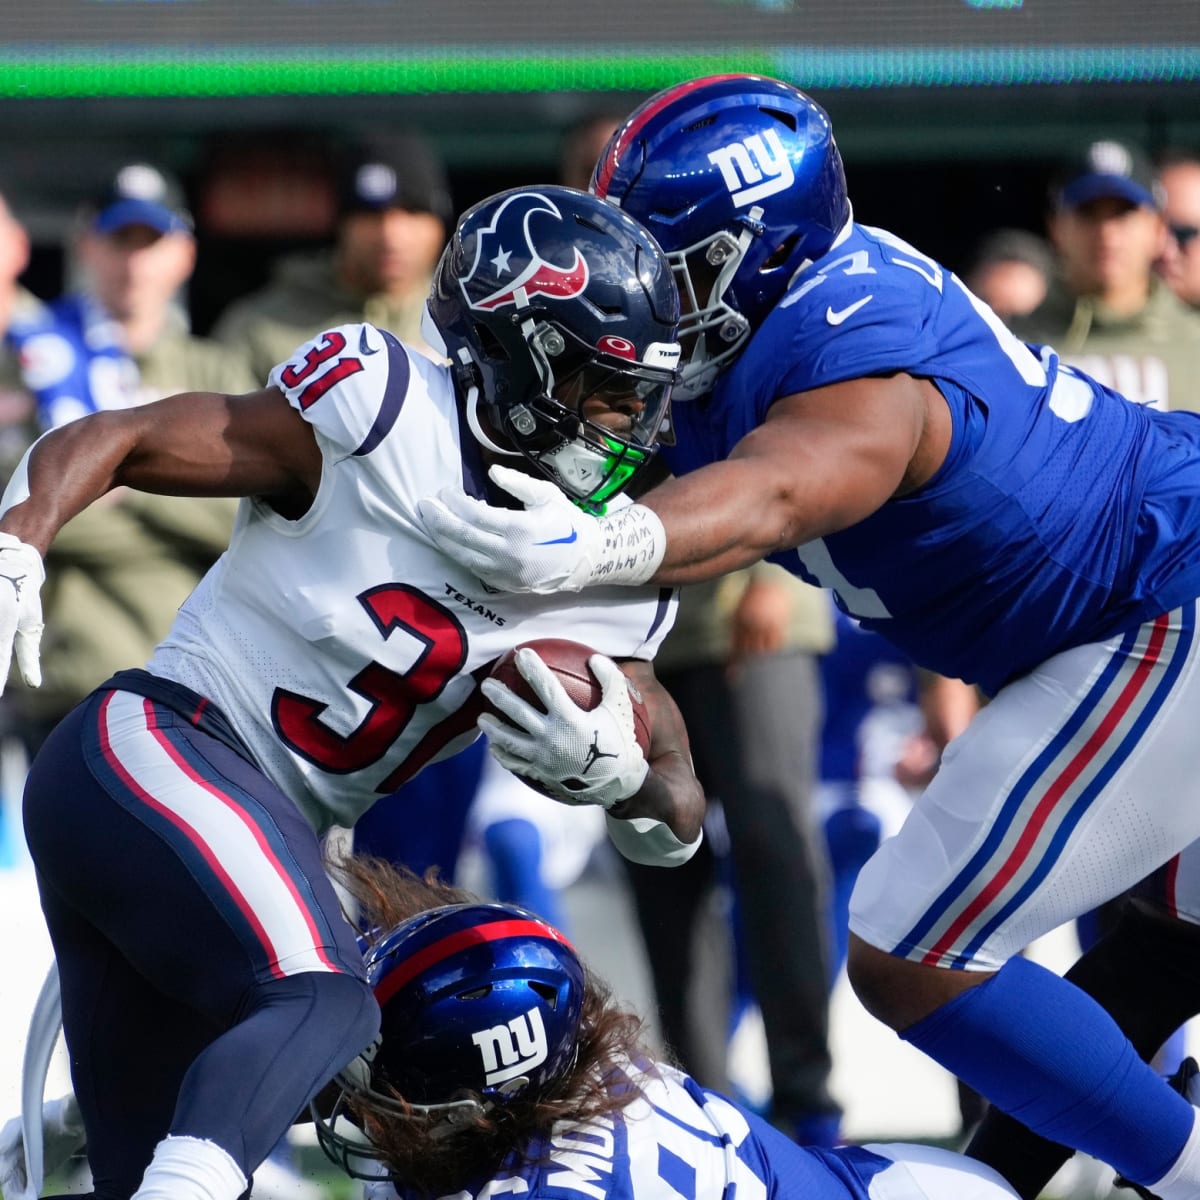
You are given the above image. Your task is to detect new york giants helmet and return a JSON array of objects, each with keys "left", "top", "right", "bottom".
[
  {"left": 314, "top": 902, "right": 586, "bottom": 1178},
  {"left": 593, "top": 74, "right": 851, "bottom": 399},
  {"left": 424, "top": 185, "right": 681, "bottom": 512}
]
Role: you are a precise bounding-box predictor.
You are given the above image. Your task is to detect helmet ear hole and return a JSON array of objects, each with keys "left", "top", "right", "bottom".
[
  {"left": 472, "top": 322, "right": 509, "bottom": 361},
  {"left": 762, "top": 234, "right": 800, "bottom": 272},
  {"left": 455, "top": 985, "right": 492, "bottom": 1000},
  {"left": 528, "top": 980, "right": 559, "bottom": 1006}
]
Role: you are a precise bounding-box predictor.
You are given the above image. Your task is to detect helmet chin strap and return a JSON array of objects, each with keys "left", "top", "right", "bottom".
[{"left": 465, "top": 386, "right": 523, "bottom": 458}]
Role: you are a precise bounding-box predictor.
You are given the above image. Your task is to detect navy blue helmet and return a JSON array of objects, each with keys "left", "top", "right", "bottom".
[
  {"left": 592, "top": 74, "right": 850, "bottom": 399},
  {"left": 313, "top": 901, "right": 586, "bottom": 1178},
  {"left": 424, "top": 185, "right": 681, "bottom": 512}
]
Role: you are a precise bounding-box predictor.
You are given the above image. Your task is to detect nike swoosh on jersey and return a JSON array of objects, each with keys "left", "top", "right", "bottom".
[
  {"left": 359, "top": 327, "right": 380, "bottom": 355},
  {"left": 825, "top": 296, "right": 874, "bottom": 325},
  {"left": 533, "top": 529, "right": 579, "bottom": 545}
]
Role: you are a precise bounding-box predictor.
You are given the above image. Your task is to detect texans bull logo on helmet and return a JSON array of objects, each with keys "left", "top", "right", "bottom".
[{"left": 459, "top": 191, "right": 590, "bottom": 314}]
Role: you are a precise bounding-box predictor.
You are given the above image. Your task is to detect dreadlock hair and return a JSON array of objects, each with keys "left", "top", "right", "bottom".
[{"left": 332, "top": 855, "right": 653, "bottom": 1198}]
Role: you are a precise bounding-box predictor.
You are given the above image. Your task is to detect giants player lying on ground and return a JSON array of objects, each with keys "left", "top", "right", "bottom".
[{"left": 0, "top": 185, "right": 704, "bottom": 1200}]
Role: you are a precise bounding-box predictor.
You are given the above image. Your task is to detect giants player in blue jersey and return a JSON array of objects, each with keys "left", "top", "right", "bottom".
[
  {"left": 419, "top": 77, "right": 1200, "bottom": 1197},
  {"left": 321, "top": 857, "right": 1026, "bottom": 1200},
  {"left": 0, "top": 186, "right": 705, "bottom": 1200}
]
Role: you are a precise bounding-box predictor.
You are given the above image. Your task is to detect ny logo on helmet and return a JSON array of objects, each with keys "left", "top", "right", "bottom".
[
  {"left": 706, "top": 129, "right": 795, "bottom": 208},
  {"left": 470, "top": 1006, "right": 549, "bottom": 1086},
  {"left": 461, "top": 191, "right": 590, "bottom": 313}
]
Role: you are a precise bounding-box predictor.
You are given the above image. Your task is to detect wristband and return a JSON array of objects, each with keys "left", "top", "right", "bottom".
[
  {"left": 604, "top": 812, "right": 703, "bottom": 867},
  {"left": 587, "top": 503, "right": 667, "bottom": 588}
]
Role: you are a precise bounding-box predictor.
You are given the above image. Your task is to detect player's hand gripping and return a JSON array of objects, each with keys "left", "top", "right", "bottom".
[
  {"left": 0, "top": 1094, "right": 85, "bottom": 1200},
  {"left": 0, "top": 533, "right": 44, "bottom": 696},
  {"left": 419, "top": 465, "right": 604, "bottom": 594},
  {"left": 419, "top": 464, "right": 665, "bottom": 595},
  {"left": 478, "top": 648, "right": 649, "bottom": 809}
]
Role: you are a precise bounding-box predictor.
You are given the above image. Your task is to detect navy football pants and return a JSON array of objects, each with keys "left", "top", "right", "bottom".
[{"left": 23, "top": 687, "right": 379, "bottom": 1200}]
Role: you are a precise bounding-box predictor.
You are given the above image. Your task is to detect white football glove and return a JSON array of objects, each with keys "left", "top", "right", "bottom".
[
  {"left": 478, "top": 649, "right": 649, "bottom": 810},
  {"left": 0, "top": 1094, "right": 85, "bottom": 1200},
  {"left": 0, "top": 533, "right": 44, "bottom": 696},
  {"left": 418, "top": 465, "right": 665, "bottom": 595}
]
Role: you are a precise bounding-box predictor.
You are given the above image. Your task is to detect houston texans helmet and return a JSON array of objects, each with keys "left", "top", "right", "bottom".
[
  {"left": 423, "top": 185, "right": 681, "bottom": 512},
  {"left": 313, "top": 902, "right": 586, "bottom": 1179},
  {"left": 592, "top": 74, "right": 851, "bottom": 399}
]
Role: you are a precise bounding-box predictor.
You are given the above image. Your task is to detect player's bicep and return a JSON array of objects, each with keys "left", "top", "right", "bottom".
[
  {"left": 734, "top": 375, "right": 925, "bottom": 536},
  {"left": 119, "top": 386, "right": 322, "bottom": 506}
]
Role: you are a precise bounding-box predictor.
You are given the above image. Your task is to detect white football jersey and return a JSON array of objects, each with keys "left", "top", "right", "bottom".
[{"left": 147, "top": 324, "right": 676, "bottom": 833}]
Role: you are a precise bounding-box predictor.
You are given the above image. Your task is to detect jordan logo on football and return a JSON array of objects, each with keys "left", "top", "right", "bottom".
[
  {"left": 707, "top": 129, "right": 795, "bottom": 207},
  {"left": 581, "top": 732, "right": 618, "bottom": 776},
  {"left": 471, "top": 1007, "right": 549, "bottom": 1086}
]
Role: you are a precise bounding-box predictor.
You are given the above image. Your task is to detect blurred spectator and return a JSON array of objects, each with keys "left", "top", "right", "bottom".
[
  {"left": 211, "top": 135, "right": 451, "bottom": 380},
  {"left": 1157, "top": 148, "right": 1200, "bottom": 310},
  {"left": 1011, "top": 138, "right": 1200, "bottom": 412},
  {"left": 0, "top": 189, "right": 44, "bottom": 470},
  {"left": 3, "top": 162, "right": 250, "bottom": 754},
  {"left": 961, "top": 228, "right": 1054, "bottom": 320},
  {"left": 456, "top": 750, "right": 606, "bottom": 934},
  {"left": 817, "top": 606, "right": 925, "bottom": 983},
  {"left": 624, "top": 565, "right": 842, "bottom": 1147},
  {"left": 559, "top": 114, "right": 623, "bottom": 191}
]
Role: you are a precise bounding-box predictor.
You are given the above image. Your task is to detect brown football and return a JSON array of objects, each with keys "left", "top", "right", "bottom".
[{"left": 486, "top": 637, "right": 652, "bottom": 756}]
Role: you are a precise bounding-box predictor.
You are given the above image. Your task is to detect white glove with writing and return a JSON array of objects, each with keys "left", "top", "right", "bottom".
[
  {"left": 418, "top": 465, "right": 664, "bottom": 595},
  {"left": 0, "top": 1094, "right": 85, "bottom": 1200},
  {"left": 478, "top": 649, "right": 649, "bottom": 809},
  {"left": 0, "top": 533, "right": 44, "bottom": 696}
]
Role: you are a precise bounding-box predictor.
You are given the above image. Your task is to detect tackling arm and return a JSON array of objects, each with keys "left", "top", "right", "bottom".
[
  {"left": 638, "top": 373, "right": 942, "bottom": 584},
  {"left": 419, "top": 373, "right": 947, "bottom": 593}
]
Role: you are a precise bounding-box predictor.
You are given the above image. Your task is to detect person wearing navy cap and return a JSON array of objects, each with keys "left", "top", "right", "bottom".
[
  {"left": 1012, "top": 138, "right": 1200, "bottom": 413},
  {"left": 212, "top": 135, "right": 451, "bottom": 382},
  {"left": 90, "top": 162, "right": 194, "bottom": 238}
]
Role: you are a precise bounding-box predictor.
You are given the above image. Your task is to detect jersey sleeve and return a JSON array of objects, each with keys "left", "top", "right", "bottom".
[
  {"left": 742, "top": 226, "right": 946, "bottom": 407},
  {"left": 267, "top": 322, "right": 412, "bottom": 461}
]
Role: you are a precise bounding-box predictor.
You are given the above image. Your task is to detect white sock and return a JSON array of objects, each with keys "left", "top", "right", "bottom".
[
  {"left": 131, "top": 1134, "right": 247, "bottom": 1200},
  {"left": 1147, "top": 1108, "right": 1200, "bottom": 1200}
]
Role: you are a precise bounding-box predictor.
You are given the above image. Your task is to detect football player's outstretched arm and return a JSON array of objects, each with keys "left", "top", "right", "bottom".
[
  {"left": 0, "top": 387, "right": 321, "bottom": 693},
  {"left": 420, "top": 372, "right": 949, "bottom": 593},
  {"left": 633, "top": 372, "right": 948, "bottom": 584}
]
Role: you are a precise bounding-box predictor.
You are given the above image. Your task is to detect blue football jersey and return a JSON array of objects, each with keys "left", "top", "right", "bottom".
[
  {"left": 383, "top": 1062, "right": 891, "bottom": 1200},
  {"left": 662, "top": 222, "right": 1200, "bottom": 694}
]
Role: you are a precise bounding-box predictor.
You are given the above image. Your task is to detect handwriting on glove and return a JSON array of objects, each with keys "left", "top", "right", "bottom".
[
  {"left": 478, "top": 649, "right": 648, "bottom": 809},
  {"left": 0, "top": 533, "right": 44, "bottom": 696}
]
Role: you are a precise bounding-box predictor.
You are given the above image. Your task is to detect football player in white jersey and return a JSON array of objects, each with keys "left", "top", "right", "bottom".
[{"left": 0, "top": 185, "right": 704, "bottom": 1200}]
